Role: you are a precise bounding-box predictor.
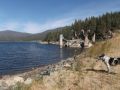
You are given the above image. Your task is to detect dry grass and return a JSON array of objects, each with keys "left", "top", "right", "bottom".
[
  {"left": 87, "top": 32, "right": 120, "bottom": 57},
  {"left": 87, "top": 40, "right": 111, "bottom": 57},
  {"left": 9, "top": 82, "right": 31, "bottom": 90},
  {"left": 30, "top": 80, "right": 45, "bottom": 90},
  {"left": 11, "top": 33, "right": 120, "bottom": 90}
]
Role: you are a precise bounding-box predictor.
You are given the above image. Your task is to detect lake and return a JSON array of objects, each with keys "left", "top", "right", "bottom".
[{"left": 0, "top": 42, "right": 78, "bottom": 75}]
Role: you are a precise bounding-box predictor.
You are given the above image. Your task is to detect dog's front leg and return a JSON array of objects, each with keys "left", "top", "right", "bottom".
[{"left": 106, "top": 62, "right": 111, "bottom": 73}]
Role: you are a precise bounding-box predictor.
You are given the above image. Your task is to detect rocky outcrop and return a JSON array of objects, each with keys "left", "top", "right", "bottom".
[
  {"left": 0, "top": 75, "right": 33, "bottom": 89},
  {"left": 64, "top": 39, "right": 93, "bottom": 48},
  {"left": 0, "top": 76, "right": 24, "bottom": 86},
  {"left": 24, "top": 78, "right": 33, "bottom": 85}
]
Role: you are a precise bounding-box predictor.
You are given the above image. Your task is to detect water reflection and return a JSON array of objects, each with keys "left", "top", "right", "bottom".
[{"left": 60, "top": 48, "right": 63, "bottom": 60}]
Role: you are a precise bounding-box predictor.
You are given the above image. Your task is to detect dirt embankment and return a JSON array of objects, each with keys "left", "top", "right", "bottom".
[
  {"left": 28, "top": 33, "right": 120, "bottom": 90},
  {"left": 2, "top": 33, "right": 120, "bottom": 90}
]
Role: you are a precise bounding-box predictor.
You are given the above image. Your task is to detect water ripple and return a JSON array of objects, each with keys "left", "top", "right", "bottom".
[{"left": 0, "top": 42, "right": 76, "bottom": 75}]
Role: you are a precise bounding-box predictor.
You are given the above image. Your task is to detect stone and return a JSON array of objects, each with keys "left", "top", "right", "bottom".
[
  {"left": 63, "top": 63, "right": 71, "bottom": 68},
  {"left": 24, "top": 78, "right": 33, "bottom": 85},
  {"left": 13, "top": 76, "right": 24, "bottom": 83},
  {"left": 2, "top": 76, "right": 24, "bottom": 87},
  {"left": 40, "top": 70, "right": 50, "bottom": 75}
]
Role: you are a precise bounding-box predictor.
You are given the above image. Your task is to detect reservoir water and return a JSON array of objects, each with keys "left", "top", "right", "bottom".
[{"left": 0, "top": 42, "right": 77, "bottom": 75}]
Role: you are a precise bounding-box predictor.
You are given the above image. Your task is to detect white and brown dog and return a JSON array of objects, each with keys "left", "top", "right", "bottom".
[{"left": 97, "top": 54, "right": 120, "bottom": 73}]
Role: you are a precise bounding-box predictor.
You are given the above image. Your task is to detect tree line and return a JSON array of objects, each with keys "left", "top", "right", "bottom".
[{"left": 44, "top": 11, "right": 120, "bottom": 42}]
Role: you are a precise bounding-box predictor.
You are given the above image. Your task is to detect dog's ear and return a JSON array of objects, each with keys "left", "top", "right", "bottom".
[
  {"left": 102, "top": 53, "right": 105, "bottom": 56},
  {"left": 100, "top": 53, "right": 105, "bottom": 57},
  {"left": 97, "top": 53, "right": 105, "bottom": 60}
]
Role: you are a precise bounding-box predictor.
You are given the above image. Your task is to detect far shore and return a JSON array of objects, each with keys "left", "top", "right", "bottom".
[{"left": 37, "top": 40, "right": 59, "bottom": 45}]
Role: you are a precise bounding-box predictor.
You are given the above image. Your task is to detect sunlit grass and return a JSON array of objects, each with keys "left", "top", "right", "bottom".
[{"left": 87, "top": 40, "right": 111, "bottom": 57}]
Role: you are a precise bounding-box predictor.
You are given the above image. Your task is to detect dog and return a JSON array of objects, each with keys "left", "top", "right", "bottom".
[{"left": 97, "top": 54, "right": 120, "bottom": 73}]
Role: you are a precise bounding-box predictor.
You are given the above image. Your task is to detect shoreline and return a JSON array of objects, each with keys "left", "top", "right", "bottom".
[
  {"left": 0, "top": 46, "right": 83, "bottom": 89},
  {"left": 0, "top": 46, "right": 83, "bottom": 77},
  {"left": 0, "top": 56, "right": 78, "bottom": 89},
  {"left": 0, "top": 49, "right": 79, "bottom": 76},
  {"left": 0, "top": 41, "right": 79, "bottom": 77},
  {"left": 0, "top": 56, "right": 75, "bottom": 77},
  {"left": 0, "top": 54, "right": 79, "bottom": 88}
]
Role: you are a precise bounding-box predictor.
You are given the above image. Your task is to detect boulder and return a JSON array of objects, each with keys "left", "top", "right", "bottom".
[
  {"left": 24, "top": 78, "right": 33, "bottom": 85},
  {"left": 63, "top": 63, "right": 71, "bottom": 68},
  {"left": 0, "top": 76, "right": 24, "bottom": 87}
]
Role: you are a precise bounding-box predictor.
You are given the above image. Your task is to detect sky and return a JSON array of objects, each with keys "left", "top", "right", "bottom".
[{"left": 0, "top": 0, "right": 120, "bottom": 34}]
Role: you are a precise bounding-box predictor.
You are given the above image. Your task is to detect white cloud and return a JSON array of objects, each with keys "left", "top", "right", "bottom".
[
  {"left": 0, "top": 22, "right": 20, "bottom": 31},
  {"left": 0, "top": 17, "right": 74, "bottom": 33},
  {"left": 23, "top": 22, "right": 41, "bottom": 33},
  {"left": 23, "top": 17, "right": 74, "bottom": 33}
]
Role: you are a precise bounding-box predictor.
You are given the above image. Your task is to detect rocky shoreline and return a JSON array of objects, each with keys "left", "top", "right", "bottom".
[
  {"left": 0, "top": 55, "right": 78, "bottom": 90},
  {"left": 1, "top": 34, "right": 120, "bottom": 90}
]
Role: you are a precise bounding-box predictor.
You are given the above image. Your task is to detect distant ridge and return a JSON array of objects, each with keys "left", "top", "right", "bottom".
[
  {"left": 0, "top": 30, "right": 31, "bottom": 41},
  {"left": 21, "top": 27, "right": 67, "bottom": 41},
  {"left": 0, "top": 27, "right": 65, "bottom": 41}
]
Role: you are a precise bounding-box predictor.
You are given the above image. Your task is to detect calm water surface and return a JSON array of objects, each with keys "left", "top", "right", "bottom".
[{"left": 0, "top": 42, "right": 78, "bottom": 75}]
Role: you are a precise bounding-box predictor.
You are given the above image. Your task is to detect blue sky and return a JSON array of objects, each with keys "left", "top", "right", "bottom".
[{"left": 0, "top": 0, "right": 120, "bottom": 33}]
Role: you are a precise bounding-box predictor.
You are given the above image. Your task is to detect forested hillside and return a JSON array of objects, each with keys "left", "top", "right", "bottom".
[
  {"left": 0, "top": 12, "right": 119, "bottom": 41},
  {"left": 44, "top": 12, "right": 120, "bottom": 41}
]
